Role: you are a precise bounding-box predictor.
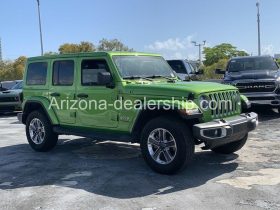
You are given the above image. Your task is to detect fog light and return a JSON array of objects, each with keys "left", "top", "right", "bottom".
[{"left": 201, "top": 127, "right": 227, "bottom": 139}]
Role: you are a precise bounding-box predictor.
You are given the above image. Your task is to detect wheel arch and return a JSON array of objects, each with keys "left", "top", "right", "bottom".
[
  {"left": 22, "top": 99, "right": 59, "bottom": 125},
  {"left": 131, "top": 108, "right": 200, "bottom": 141}
]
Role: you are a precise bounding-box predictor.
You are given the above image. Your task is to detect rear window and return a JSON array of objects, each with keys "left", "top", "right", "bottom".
[
  {"left": 53, "top": 60, "right": 74, "bottom": 86},
  {"left": 26, "top": 62, "right": 48, "bottom": 85}
]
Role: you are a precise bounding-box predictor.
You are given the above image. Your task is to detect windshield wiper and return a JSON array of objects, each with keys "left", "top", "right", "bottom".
[
  {"left": 144, "top": 75, "right": 177, "bottom": 82},
  {"left": 122, "top": 76, "right": 153, "bottom": 81}
]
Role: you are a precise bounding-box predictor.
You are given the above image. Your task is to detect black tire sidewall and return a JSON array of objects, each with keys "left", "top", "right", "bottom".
[
  {"left": 26, "top": 110, "right": 58, "bottom": 152},
  {"left": 140, "top": 117, "right": 194, "bottom": 174}
]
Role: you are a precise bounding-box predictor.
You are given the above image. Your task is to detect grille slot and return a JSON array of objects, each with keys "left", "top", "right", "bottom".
[
  {"left": 236, "top": 82, "right": 276, "bottom": 93},
  {"left": 208, "top": 91, "right": 239, "bottom": 119},
  {"left": 0, "top": 97, "right": 18, "bottom": 102}
]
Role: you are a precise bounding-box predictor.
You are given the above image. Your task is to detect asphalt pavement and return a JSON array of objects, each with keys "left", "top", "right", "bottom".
[{"left": 0, "top": 108, "right": 279, "bottom": 210}]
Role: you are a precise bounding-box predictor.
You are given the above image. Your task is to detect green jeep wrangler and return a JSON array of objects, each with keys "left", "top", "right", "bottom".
[{"left": 19, "top": 52, "right": 258, "bottom": 174}]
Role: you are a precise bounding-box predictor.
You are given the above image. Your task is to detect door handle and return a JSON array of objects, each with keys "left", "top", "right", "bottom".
[
  {"left": 50, "top": 92, "right": 60, "bottom": 97},
  {"left": 77, "top": 93, "right": 89, "bottom": 98}
]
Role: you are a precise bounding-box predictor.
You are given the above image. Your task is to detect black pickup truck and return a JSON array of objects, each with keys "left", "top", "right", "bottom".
[{"left": 216, "top": 56, "right": 280, "bottom": 113}]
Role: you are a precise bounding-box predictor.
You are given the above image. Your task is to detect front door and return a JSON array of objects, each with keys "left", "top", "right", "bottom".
[{"left": 76, "top": 58, "right": 118, "bottom": 128}]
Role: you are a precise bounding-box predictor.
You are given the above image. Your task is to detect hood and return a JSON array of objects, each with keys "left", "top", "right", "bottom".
[
  {"left": 226, "top": 70, "right": 279, "bottom": 80},
  {"left": 0, "top": 89, "right": 21, "bottom": 96},
  {"left": 123, "top": 81, "right": 236, "bottom": 97}
]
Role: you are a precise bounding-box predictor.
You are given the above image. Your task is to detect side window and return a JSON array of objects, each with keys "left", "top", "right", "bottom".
[
  {"left": 81, "top": 59, "right": 110, "bottom": 86},
  {"left": 26, "top": 62, "right": 48, "bottom": 85},
  {"left": 53, "top": 60, "right": 74, "bottom": 86}
]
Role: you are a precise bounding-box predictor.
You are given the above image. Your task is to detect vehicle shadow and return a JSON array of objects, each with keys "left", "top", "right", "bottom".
[
  {"left": 0, "top": 112, "right": 20, "bottom": 119},
  {"left": 0, "top": 137, "right": 238, "bottom": 198},
  {"left": 248, "top": 106, "right": 280, "bottom": 122}
]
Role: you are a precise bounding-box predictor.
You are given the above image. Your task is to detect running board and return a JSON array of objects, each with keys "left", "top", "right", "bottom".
[{"left": 53, "top": 126, "right": 135, "bottom": 142}]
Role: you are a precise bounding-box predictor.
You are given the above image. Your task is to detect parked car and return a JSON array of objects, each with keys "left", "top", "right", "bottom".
[
  {"left": 0, "top": 80, "right": 23, "bottom": 113},
  {"left": 18, "top": 52, "right": 257, "bottom": 174},
  {"left": 216, "top": 56, "right": 280, "bottom": 113},
  {"left": 0, "top": 80, "right": 22, "bottom": 91},
  {"left": 167, "top": 59, "right": 203, "bottom": 81},
  {"left": 189, "top": 60, "right": 200, "bottom": 72}
]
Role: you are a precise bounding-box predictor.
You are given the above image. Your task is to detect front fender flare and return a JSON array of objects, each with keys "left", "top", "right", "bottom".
[{"left": 22, "top": 97, "right": 59, "bottom": 125}]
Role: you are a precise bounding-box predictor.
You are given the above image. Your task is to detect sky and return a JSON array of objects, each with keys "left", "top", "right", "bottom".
[{"left": 1, "top": 0, "right": 280, "bottom": 60}]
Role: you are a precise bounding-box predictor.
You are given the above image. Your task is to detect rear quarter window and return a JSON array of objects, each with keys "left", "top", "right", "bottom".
[{"left": 26, "top": 62, "right": 48, "bottom": 85}]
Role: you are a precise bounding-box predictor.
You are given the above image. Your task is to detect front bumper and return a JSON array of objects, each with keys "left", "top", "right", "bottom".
[
  {"left": 243, "top": 93, "right": 280, "bottom": 107},
  {"left": 193, "top": 112, "right": 258, "bottom": 149},
  {"left": 17, "top": 113, "right": 23, "bottom": 123},
  {"left": 0, "top": 102, "right": 22, "bottom": 113}
]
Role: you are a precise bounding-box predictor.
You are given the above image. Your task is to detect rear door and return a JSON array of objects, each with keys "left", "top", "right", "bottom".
[{"left": 49, "top": 59, "right": 76, "bottom": 124}]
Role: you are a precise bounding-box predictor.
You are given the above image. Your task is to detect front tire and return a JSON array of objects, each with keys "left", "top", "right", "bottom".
[
  {"left": 211, "top": 135, "right": 248, "bottom": 154},
  {"left": 26, "top": 110, "right": 58, "bottom": 152},
  {"left": 140, "top": 116, "right": 194, "bottom": 174}
]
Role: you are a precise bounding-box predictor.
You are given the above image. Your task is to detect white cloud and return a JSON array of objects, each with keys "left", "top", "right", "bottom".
[
  {"left": 145, "top": 35, "right": 201, "bottom": 60},
  {"left": 145, "top": 35, "right": 194, "bottom": 51},
  {"left": 262, "top": 44, "right": 274, "bottom": 55}
]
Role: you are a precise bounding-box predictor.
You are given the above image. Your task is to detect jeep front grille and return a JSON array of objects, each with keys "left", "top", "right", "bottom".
[
  {"left": 236, "top": 81, "right": 276, "bottom": 93},
  {"left": 208, "top": 91, "right": 240, "bottom": 118}
]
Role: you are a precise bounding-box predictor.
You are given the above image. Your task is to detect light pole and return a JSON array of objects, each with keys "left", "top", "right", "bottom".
[
  {"left": 256, "top": 1, "right": 261, "bottom": 56},
  {"left": 192, "top": 40, "right": 206, "bottom": 64},
  {"left": 36, "top": 0, "right": 44, "bottom": 55}
]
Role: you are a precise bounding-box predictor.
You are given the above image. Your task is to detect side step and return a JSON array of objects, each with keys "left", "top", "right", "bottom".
[{"left": 53, "top": 126, "right": 135, "bottom": 142}]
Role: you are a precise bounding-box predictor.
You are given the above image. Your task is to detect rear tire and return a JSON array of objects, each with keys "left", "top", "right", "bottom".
[
  {"left": 140, "top": 116, "right": 194, "bottom": 174},
  {"left": 26, "top": 110, "right": 58, "bottom": 152},
  {"left": 211, "top": 135, "right": 248, "bottom": 154}
]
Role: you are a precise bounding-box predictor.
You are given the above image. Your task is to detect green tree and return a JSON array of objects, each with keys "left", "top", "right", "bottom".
[
  {"left": 44, "top": 51, "right": 58, "bottom": 56},
  {"left": 97, "top": 38, "right": 133, "bottom": 51},
  {"left": 203, "top": 43, "right": 248, "bottom": 66},
  {"left": 0, "top": 56, "right": 26, "bottom": 81},
  {"left": 59, "top": 41, "right": 95, "bottom": 54},
  {"left": 277, "top": 59, "right": 280, "bottom": 66},
  {"left": 202, "top": 59, "right": 228, "bottom": 79},
  {"left": 12, "top": 56, "right": 27, "bottom": 80}
]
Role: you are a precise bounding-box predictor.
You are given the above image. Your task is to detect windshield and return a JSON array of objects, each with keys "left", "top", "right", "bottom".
[
  {"left": 113, "top": 56, "right": 175, "bottom": 79},
  {"left": 184, "top": 61, "right": 195, "bottom": 74},
  {"left": 228, "top": 57, "right": 279, "bottom": 72},
  {"left": 167, "top": 60, "right": 193, "bottom": 74},
  {"left": 167, "top": 60, "right": 186, "bottom": 74},
  {"left": 11, "top": 81, "right": 23, "bottom": 90}
]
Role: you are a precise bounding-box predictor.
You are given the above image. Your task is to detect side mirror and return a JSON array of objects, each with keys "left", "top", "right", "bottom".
[
  {"left": 196, "top": 69, "right": 204, "bottom": 75},
  {"left": 97, "top": 72, "right": 114, "bottom": 87},
  {"left": 215, "top": 69, "right": 226, "bottom": 75}
]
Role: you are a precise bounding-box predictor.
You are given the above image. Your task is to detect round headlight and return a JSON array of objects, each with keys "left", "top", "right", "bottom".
[{"left": 199, "top": 95, "right": 210, "bottom": 110}]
